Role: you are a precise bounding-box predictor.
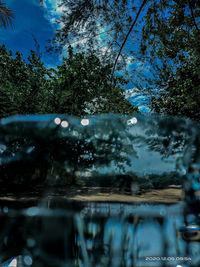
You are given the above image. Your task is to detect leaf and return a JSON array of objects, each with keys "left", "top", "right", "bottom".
[{"left": 0, "top": 1, "right": 14, "bottom": 29}]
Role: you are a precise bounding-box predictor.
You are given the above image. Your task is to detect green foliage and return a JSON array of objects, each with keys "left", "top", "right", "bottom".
[
  {"left": 53, "top": 0, "right": 137, "bottom": 56},
  {"left": 49, "top": 0, "right": 148, "bottom": 84},
  {"left": 48, "top": 46, "right": 138, "bottom": 115},
  {"left": 0, "top": 45, "right": 51, "bottom": 117},
  {"left": 141, "top": 0, "right": 200, "bottom": 120},
  {"left": 151, "top": 58, "right": 200, "bottom": 120},
  {"left": 0, "top": 1, "right": 14, "bottom": 29},
  {"left": 0, "top": 44, "right": 138, "bottom": 119},
  {"left": 83, "top": 171, "right": 181, "bottom": 192}
]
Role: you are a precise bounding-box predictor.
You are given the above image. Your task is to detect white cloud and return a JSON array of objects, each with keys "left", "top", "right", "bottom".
[
  {"left": 44, "top": 0, "right": 68, "bottom": 16},
  {"left": 55, "top": 4, "right": 67, "bottom": 14},
  {"left": 41, "top": 0, "right": 68, "bottom": 29},
  {"left": 40, "top": 1, "right": 141, "bottom": 70},
  {"left": 124, "top": 88, "right": 141, "bottom": 99},
  {"left": 125, "top": 88, "right": 150, "bottom": 113}
]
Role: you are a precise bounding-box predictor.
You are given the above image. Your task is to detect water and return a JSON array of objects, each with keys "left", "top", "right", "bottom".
[{"left": 0, "top": 114, "right": 200, "bottom": 266}]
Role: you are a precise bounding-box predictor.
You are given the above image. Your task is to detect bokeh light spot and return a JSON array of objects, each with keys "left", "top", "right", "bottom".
[
  {"left": 24, "top": 255, "right": 33, "bottom": 266},
  {"left": 54, "top": 117, "right": 61, "bottom": 125},
  {"left": 61, "top": 120, "right": 69, "bottom": 128},
  {"left": 3, "top": 206, "right": 8, "bottom": 213},
  {"left": 27, "top": 207, "right": 39, "bottom": 216},
  {"left": 127, "top": 117, "right": 137, "bottom": 125},
  {"left": 81, "top": 119, "right": 90, "bottom": 126}
]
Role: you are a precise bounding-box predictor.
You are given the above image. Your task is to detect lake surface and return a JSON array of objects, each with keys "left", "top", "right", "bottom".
[{"left": 0, "top": 199, "right": 198, "bottom": 267}]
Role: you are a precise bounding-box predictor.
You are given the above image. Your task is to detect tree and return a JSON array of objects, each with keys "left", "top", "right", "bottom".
[
  {"left": 51, "top": 0, "right": 200, "bottom": 120},
  {"left": 48, "top": 46, "right": 138, "bottom": 116},
  {"left": 140, "top": 0, "right": 200, "bottom": 120},
  {"left": 0, "top": 44, "right": 138, "bottom": 119},
  {"left": 48, "top": 0, "right": 149, "bottom": 85},
  {"left": 0, "top": 44, "right": 139, "bottom": 188},
  {"left": 0, "top": 45, "right": 51, "bottom": 118},
  {"left": 0, "top": 114, "right": 138, "bottom": 187}
]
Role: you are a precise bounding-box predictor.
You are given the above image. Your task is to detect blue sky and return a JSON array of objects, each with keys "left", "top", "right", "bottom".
[
  {"left": 0, "top": 0, "right": 61, "bottom": 67},
  {"left": 0, "top": 0, "right": 150, "bottom": 112}
]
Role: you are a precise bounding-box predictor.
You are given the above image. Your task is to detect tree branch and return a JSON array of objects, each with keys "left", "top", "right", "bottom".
[
  {"left": 69, "top": 27, "right": 114, "bottom": 46},
  {"left": 67, "top": 21, "right": 133, "bottom": 47},
  {"left": 188, "top": 0, "right": 200, "bottom": 33},
  {"left": 111, "top": 0, "right": 148, "bottom": 82}
]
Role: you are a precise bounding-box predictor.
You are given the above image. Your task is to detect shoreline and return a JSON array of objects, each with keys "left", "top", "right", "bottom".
[{"left": 0, "top": 186, "right": 183, "bottom": 204}]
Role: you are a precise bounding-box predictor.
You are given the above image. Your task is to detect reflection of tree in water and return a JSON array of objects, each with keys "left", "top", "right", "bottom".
[
  {"left": 1, "top": 114, "right": 200, "bottom": 193},
  {"left": 0, "top": 114, "right": 138, "bottom": 190},
  {"left": 133, "top": 115, "right": 200, "bottom": 160}
]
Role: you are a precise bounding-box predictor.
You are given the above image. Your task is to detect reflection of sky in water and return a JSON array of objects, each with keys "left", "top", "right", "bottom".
[
  {"left": 1, "top": 202, "right": 199, "bottom": 266},
  {"left": 99, "top": 117, "right": 180, "bottom": 175},
  {"left": 85, "top": 203, "right": 192, "bottom": 266},
  {"left": 127, "top": 147, "right": 177, "bottom": 175},
  {"left": 126, "top": 119, "right": 178, "bottom": 174},
  {"left": 98, "top": 148, "right": 177, "bottom": 175}
]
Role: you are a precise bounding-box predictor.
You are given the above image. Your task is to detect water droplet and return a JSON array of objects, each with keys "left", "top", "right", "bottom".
[
  {"left": 54, "top": 117, "right": 61, "bottom": 125},
  {"left": 0, "top": 144, "right": 6, "bottom": 153},
  {"left": 178, "top": 166, "right": 186, "bottom": 175},
  {"left": 4, "top": 236, "right": 8, "bottom": 245},
  {"left": 127, "top": 117, "right": 137, "bottom": 125},
  {"left": 81, "top": 119, "right": 89, "bottom": 126},
  {"left": 24, "top": 255, "right": 33, "bottom": 266},
  {"left": 186, "top": 214, "right": 196, "bottom": 223},
  {"left": 26, "top": 146, "right": 35, "bottom": 154},
  {"left": 88, "top": 222, "right": 99, "bottom": 237},
  {"left": 72, "top": 130, "right": 79, "bottom": 137},
  {"left": 26, "top": 207, "right": 39, "bottom": 216},
  {"left": 159, "top": 208, "right": 166, "bottom": 216},
  {"left": 86, "top": 239, "right": 93, "bottom": 250},
  {"left": 61, "top": 120, "right": 69, "bottom": 128},
  {"left": 3, "top": 206, "right": 8, "bottom": 213},
  {"left": 80, "top": 209, "right": 88, "bottom": 218},
  {"left": 27, "top": 238, "right": 36, "bottom": 247}
]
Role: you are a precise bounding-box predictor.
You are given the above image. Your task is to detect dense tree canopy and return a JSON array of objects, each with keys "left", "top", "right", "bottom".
[
  {"left": 0, "top": 45, "right": 51, "bottom": 118},
  {"left": 142, "top": 0, "right": 200, "bottom": 120},
  {"left": 0, "top": 44, "right": 138, "bottom": 119},
  {"left": 48, "top": 0, "right": 149, "bottom": 84}
]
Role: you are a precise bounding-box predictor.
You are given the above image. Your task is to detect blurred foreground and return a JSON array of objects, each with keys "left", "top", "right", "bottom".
[{"left": 0, "top": 114, "right": 200, "bottom": 266}]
